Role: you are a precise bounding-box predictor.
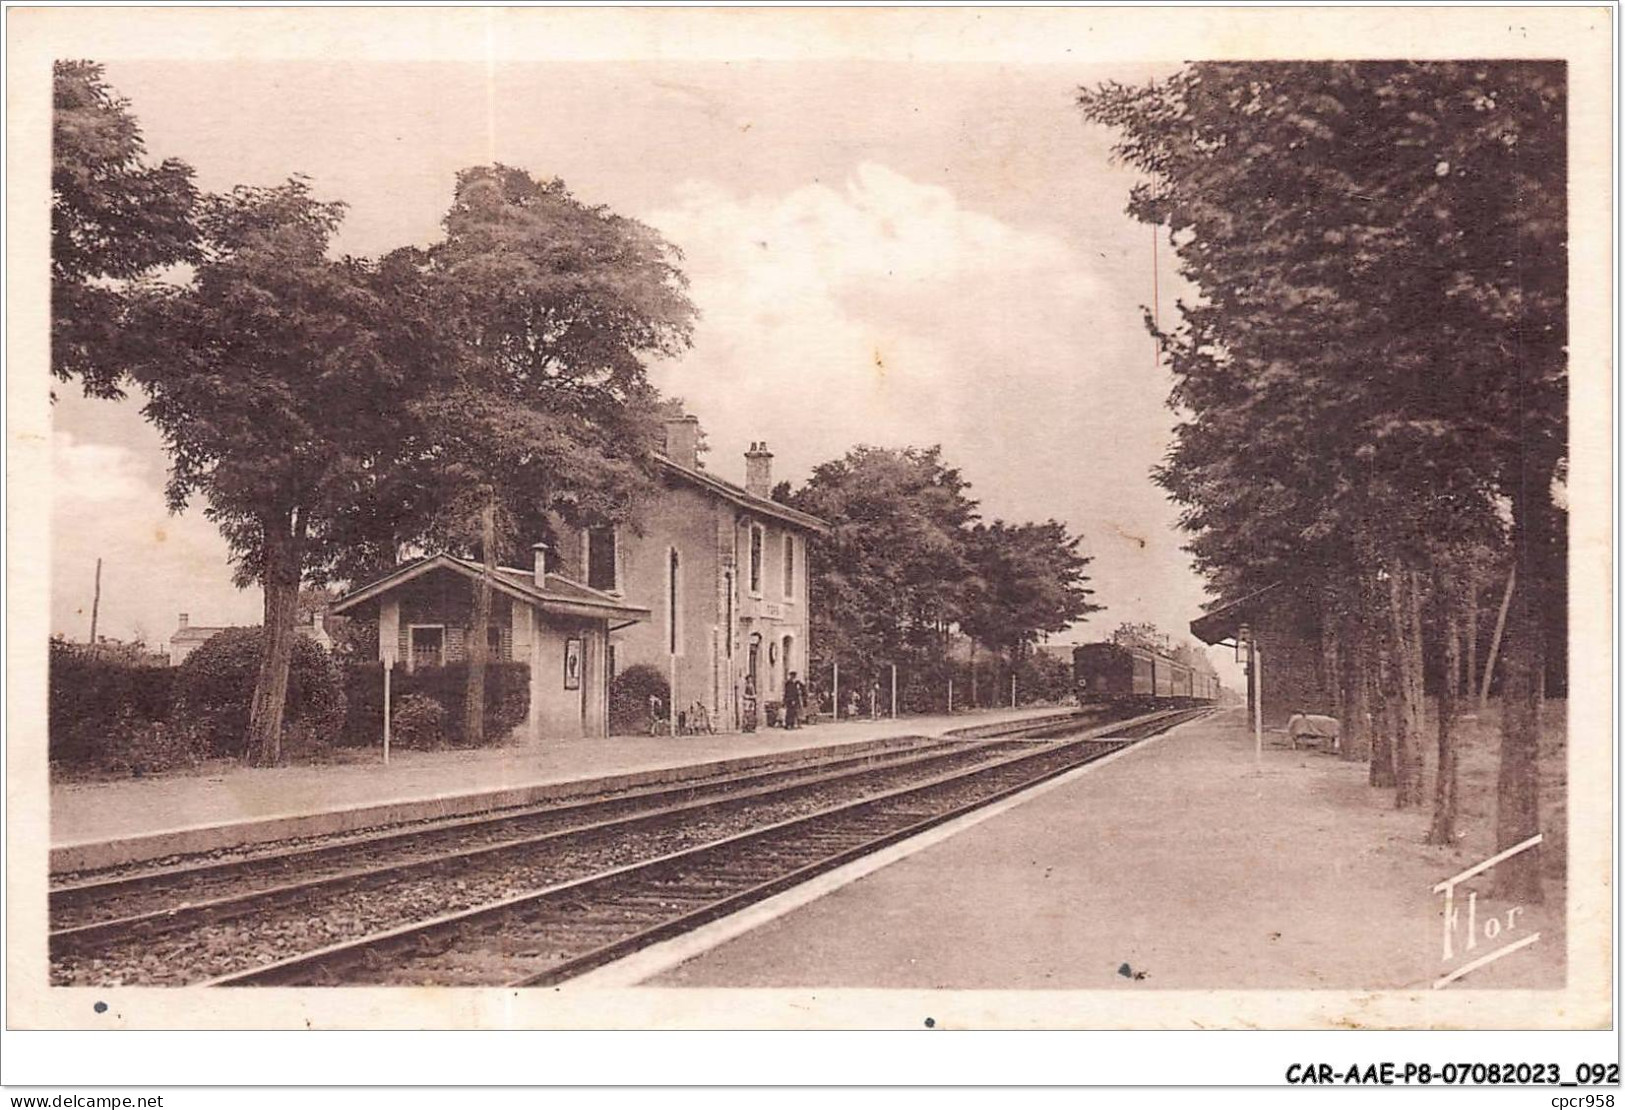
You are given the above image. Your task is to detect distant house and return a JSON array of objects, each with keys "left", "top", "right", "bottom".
[
  {"left": 545, "top": 416, "right": 829, "bottom": 733},
  {"left": 168, "top": 613, "right": 233, "bottom": 666},
  {"left": 331, "top": 554, "right": 649, "bottom": 740},
  {"left": 168, "top": 611, "right": 335, "bottom": 667}
]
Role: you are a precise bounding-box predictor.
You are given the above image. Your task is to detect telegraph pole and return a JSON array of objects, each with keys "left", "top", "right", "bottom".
[{"left": 88, "top": 559, "right": 101, "bottom": 646}]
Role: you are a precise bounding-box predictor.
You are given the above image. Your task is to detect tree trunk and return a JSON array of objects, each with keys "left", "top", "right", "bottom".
[
  {"left": 969, "top": 639, "right": 978, "bottom": 707},
  {"left": 1495, "top": 481, "right": 1548, "bottom": 903},
  {"left": 1463, "top": 569, "right": 1480, "bottom": 704},
  {"left": 1389, "top": 567, "right": 1427, "bottom": 809},
  {"left": 464, "top": 499, "right": 495, "bottom": 745},
  {"left": 1480, "top": 565, "right": 1516, "bottom": 708},
  {"left": 246, "top": 511, "right": 304, "bottom": 766},
  {"left": 1321, "top": 586, "right": 1344, "bottom": 721},
  {"left": 1427, "top": 579, "right": 1461, "bottom": 846},
  {"left": 1367, "top": 572, "right": 1397, "bottom": 788},
  {"left": 1335, "top": 578, "right": 1372, "bottom": 761}
]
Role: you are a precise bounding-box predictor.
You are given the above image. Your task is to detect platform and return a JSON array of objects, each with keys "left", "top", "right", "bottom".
[
  {"left": 49, "top": 705, "right": 1078, "bottom": 873},
  {"left": 645, "top": 708, "right": 1566, "bottom": 992}
]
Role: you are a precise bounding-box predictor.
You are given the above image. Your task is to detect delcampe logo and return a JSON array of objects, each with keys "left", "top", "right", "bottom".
[{"left": 1433, "top": 833, "right": 1542, "bottom": 989}]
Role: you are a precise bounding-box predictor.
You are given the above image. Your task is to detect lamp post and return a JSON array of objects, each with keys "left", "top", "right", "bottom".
[{"left": 1240, "top": 622, "right": 1261, "bottom": 771}]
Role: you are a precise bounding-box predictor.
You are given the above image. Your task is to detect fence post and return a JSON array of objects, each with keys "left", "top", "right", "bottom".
[
  {"left": 947, "top": 678, "right": 954, "bottom": 715},
  {"left": 833, "top": 662, "right": 839, "bottom": 721},
  {"left": 891, "top": 664, "right": 898, "bottom": 719}
]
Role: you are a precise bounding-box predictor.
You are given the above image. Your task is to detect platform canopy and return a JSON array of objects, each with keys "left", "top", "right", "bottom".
[{"left": 1188, "top": 582, "right": 1284, "bottom": 646}]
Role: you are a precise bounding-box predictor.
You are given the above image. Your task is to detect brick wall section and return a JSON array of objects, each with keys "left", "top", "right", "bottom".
[{"left": 391, "top": 574, "right": 514, "bottom": 667}]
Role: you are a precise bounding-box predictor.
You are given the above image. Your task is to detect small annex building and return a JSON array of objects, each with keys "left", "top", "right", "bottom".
[
  {"left": 1189, "top": 581, "right": 1333, "bottom": 728},
  {"left": 331, "top": 552, "right": 649, "bottom": 740}
]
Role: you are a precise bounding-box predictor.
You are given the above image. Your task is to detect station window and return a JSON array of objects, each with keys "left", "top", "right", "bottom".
[
  {"left": 782, "top": 534, "right": 795, "bottom": 600},
  {"left": 587, "top": 526, "right": 618, "bottom": 592},
  {"left": 749, "top": 524, "right": 764, "bottom": 596}
]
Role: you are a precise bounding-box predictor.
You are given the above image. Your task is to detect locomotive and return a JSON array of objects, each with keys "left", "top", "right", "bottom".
[{"left": 1072, "top": 641, "right": 1220, "bottom": 707}]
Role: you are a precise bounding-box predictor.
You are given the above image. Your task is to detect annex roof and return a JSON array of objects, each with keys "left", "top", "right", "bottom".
[
  {"left": 656, "top": 455, "right": 830, "bottom": 534},
  {"left": 331, "top": 553, "right": 651, "bottom": 624}
]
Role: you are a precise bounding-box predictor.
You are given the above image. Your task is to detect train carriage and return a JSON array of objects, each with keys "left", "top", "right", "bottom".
[{"left": 1073, "top": 641, "right": 1219, "bottom": 708}]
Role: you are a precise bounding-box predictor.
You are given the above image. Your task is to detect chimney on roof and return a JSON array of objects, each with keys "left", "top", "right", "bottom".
[
  {"left": 663, "top": 414, "right": 701, "bottom": 470},
  {"left": 532, "top": 542, "right": 550, "bottom": 589},
  {"left": 178, "top": 613, "right": 189, "bottom": 629},
  {"left": 744, "top": 441, "right": 774, "bottom": 499}
]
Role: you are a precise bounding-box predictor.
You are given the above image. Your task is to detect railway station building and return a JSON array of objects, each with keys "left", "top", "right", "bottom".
[
  {"left": 333, "top": 416, "right": 827, "bottom": 740},
  {"left": 1189, "top": 582, "right": 1333, "bottom": 728},
  {"left": 545, "top": 416, "right": 829, "bottom": 734}
]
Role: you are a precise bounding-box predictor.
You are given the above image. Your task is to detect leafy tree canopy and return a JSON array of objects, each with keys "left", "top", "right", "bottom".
[
  {"left": 959, "top": 519, "right": 1102, "bottom": 657},
  {"left": 52, "top": 60, "right": 200, "bottom": 398}
]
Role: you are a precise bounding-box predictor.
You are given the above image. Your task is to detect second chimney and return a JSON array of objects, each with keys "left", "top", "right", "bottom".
[
  {"left": 178, "top": 612, "right": 189, "bottom": 629},
  {"left": 663, "top": 415, "right": 701, "bottom": 470},
  {"left": 744, "top": 441, "right": 774, "bottom": 499},
  {"left": 532, "top": 542, "right": 550, "bottom": 589}
]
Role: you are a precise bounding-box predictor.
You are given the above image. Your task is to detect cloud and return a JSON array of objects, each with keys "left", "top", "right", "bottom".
[
  {"left": 644, "top": 164, "right": 1221, "bottom": 665},
  {"left": 51, "top": 429, "right": 262, "bottom": 644},
  {"left": 645, "top": 163, "right": 1124, "bottom": 472}
]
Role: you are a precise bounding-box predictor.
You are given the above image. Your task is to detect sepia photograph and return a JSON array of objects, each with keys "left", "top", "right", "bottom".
[{"left": 4, "top": 3, "right": 1616, "bottom": 1090}]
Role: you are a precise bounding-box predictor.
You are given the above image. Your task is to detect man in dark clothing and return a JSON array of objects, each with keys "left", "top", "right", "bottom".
[{"left": 784, "top": 671, "right": 804, "bottom": 729}]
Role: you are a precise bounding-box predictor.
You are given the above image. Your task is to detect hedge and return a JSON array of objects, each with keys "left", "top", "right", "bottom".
[
  {"left": 172, "top": 628, "right": 347, "bottom": 760},
  {"left": 608, "top": 664, "right": 669, "bottom": 735},
  {"left": 49, "top": 639, "right": 178, "bottom": 768},
  {"left": 342, "top": 662, "right": 530, "bottom": 748}
]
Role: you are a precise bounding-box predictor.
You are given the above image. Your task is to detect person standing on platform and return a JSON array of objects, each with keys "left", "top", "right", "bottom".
[{"left": 784, "top": 671, "right": 805, "bottom": 729}]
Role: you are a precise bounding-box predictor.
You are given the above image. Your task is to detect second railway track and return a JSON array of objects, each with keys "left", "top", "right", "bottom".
[{"left": 53, "top": 707, "right": 1205, "bottom": 987}]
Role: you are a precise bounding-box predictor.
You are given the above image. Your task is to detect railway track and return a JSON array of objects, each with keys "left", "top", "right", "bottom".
[
  {"left": 51, "top": 706, "right": 1202, "bottom": 987},
  {"left": 205, "top": 707, "right": 1207, "bottom": 988},
  {"left": 51, "top": 708, "right": 1118, "bottom": 985}
]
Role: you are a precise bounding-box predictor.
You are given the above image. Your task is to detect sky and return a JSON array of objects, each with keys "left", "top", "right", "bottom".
[{"left": 49, "top": 57, "right": 1240, "bottom": 683}]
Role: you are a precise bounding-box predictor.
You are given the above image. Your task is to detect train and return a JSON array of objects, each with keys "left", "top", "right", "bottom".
[{"left": 1072, "top": 641, "right": 1221, "bottom": 707}]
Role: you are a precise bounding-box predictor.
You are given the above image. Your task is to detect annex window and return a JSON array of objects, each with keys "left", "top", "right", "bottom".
[
  {"left": 782, "top": 534, "right": 795, "bottom": 600},
  {"left": 409, "top": 625, "right": 444, "bottom": 672},
  {"left": 587, "top": 526, "right": 618, "bottom": 592},
  {"left": 749, "top": 524, "right": 764, "bottom": 596}
]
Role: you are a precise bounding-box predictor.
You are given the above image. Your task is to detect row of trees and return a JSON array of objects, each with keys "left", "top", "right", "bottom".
[
  {"left": 54, "top": 61, "right": 697, "bottom": 763},
  {"left": 1079, "top": 62, "right": 1565, "bottom": 899},
  {"left": 54, "top": 62, "right": 1100, "bottom": 757},
  {"left": 774, "top": 445, "right": 1103, "bottom": 698}
]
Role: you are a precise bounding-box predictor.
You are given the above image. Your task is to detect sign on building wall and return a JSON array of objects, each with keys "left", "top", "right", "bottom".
[{"left": 564, "top": 637, "right": 583, "bottom": 690}]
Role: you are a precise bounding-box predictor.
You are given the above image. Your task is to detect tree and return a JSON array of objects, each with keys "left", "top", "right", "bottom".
[
  {"left": 1081, "top": 64, "right": 1563, "bottom": 893},
  {"left": 1109, "top": 621, "right": 1172, "bottom": 655},
  {"left": 126, "top": 179, "right": 428, "bottom": 764},
  {"left": 402, "top": 165, "right": 697, "bottom": 743},
  {"left": 52, "top": 60, "right": 199, "bottom": 398},
  {"left": 960, "top": 520, "right": 1103, "bottom": 665},
  {"left": 784, "top": 446, "right": 981, "bottom": 681}
]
